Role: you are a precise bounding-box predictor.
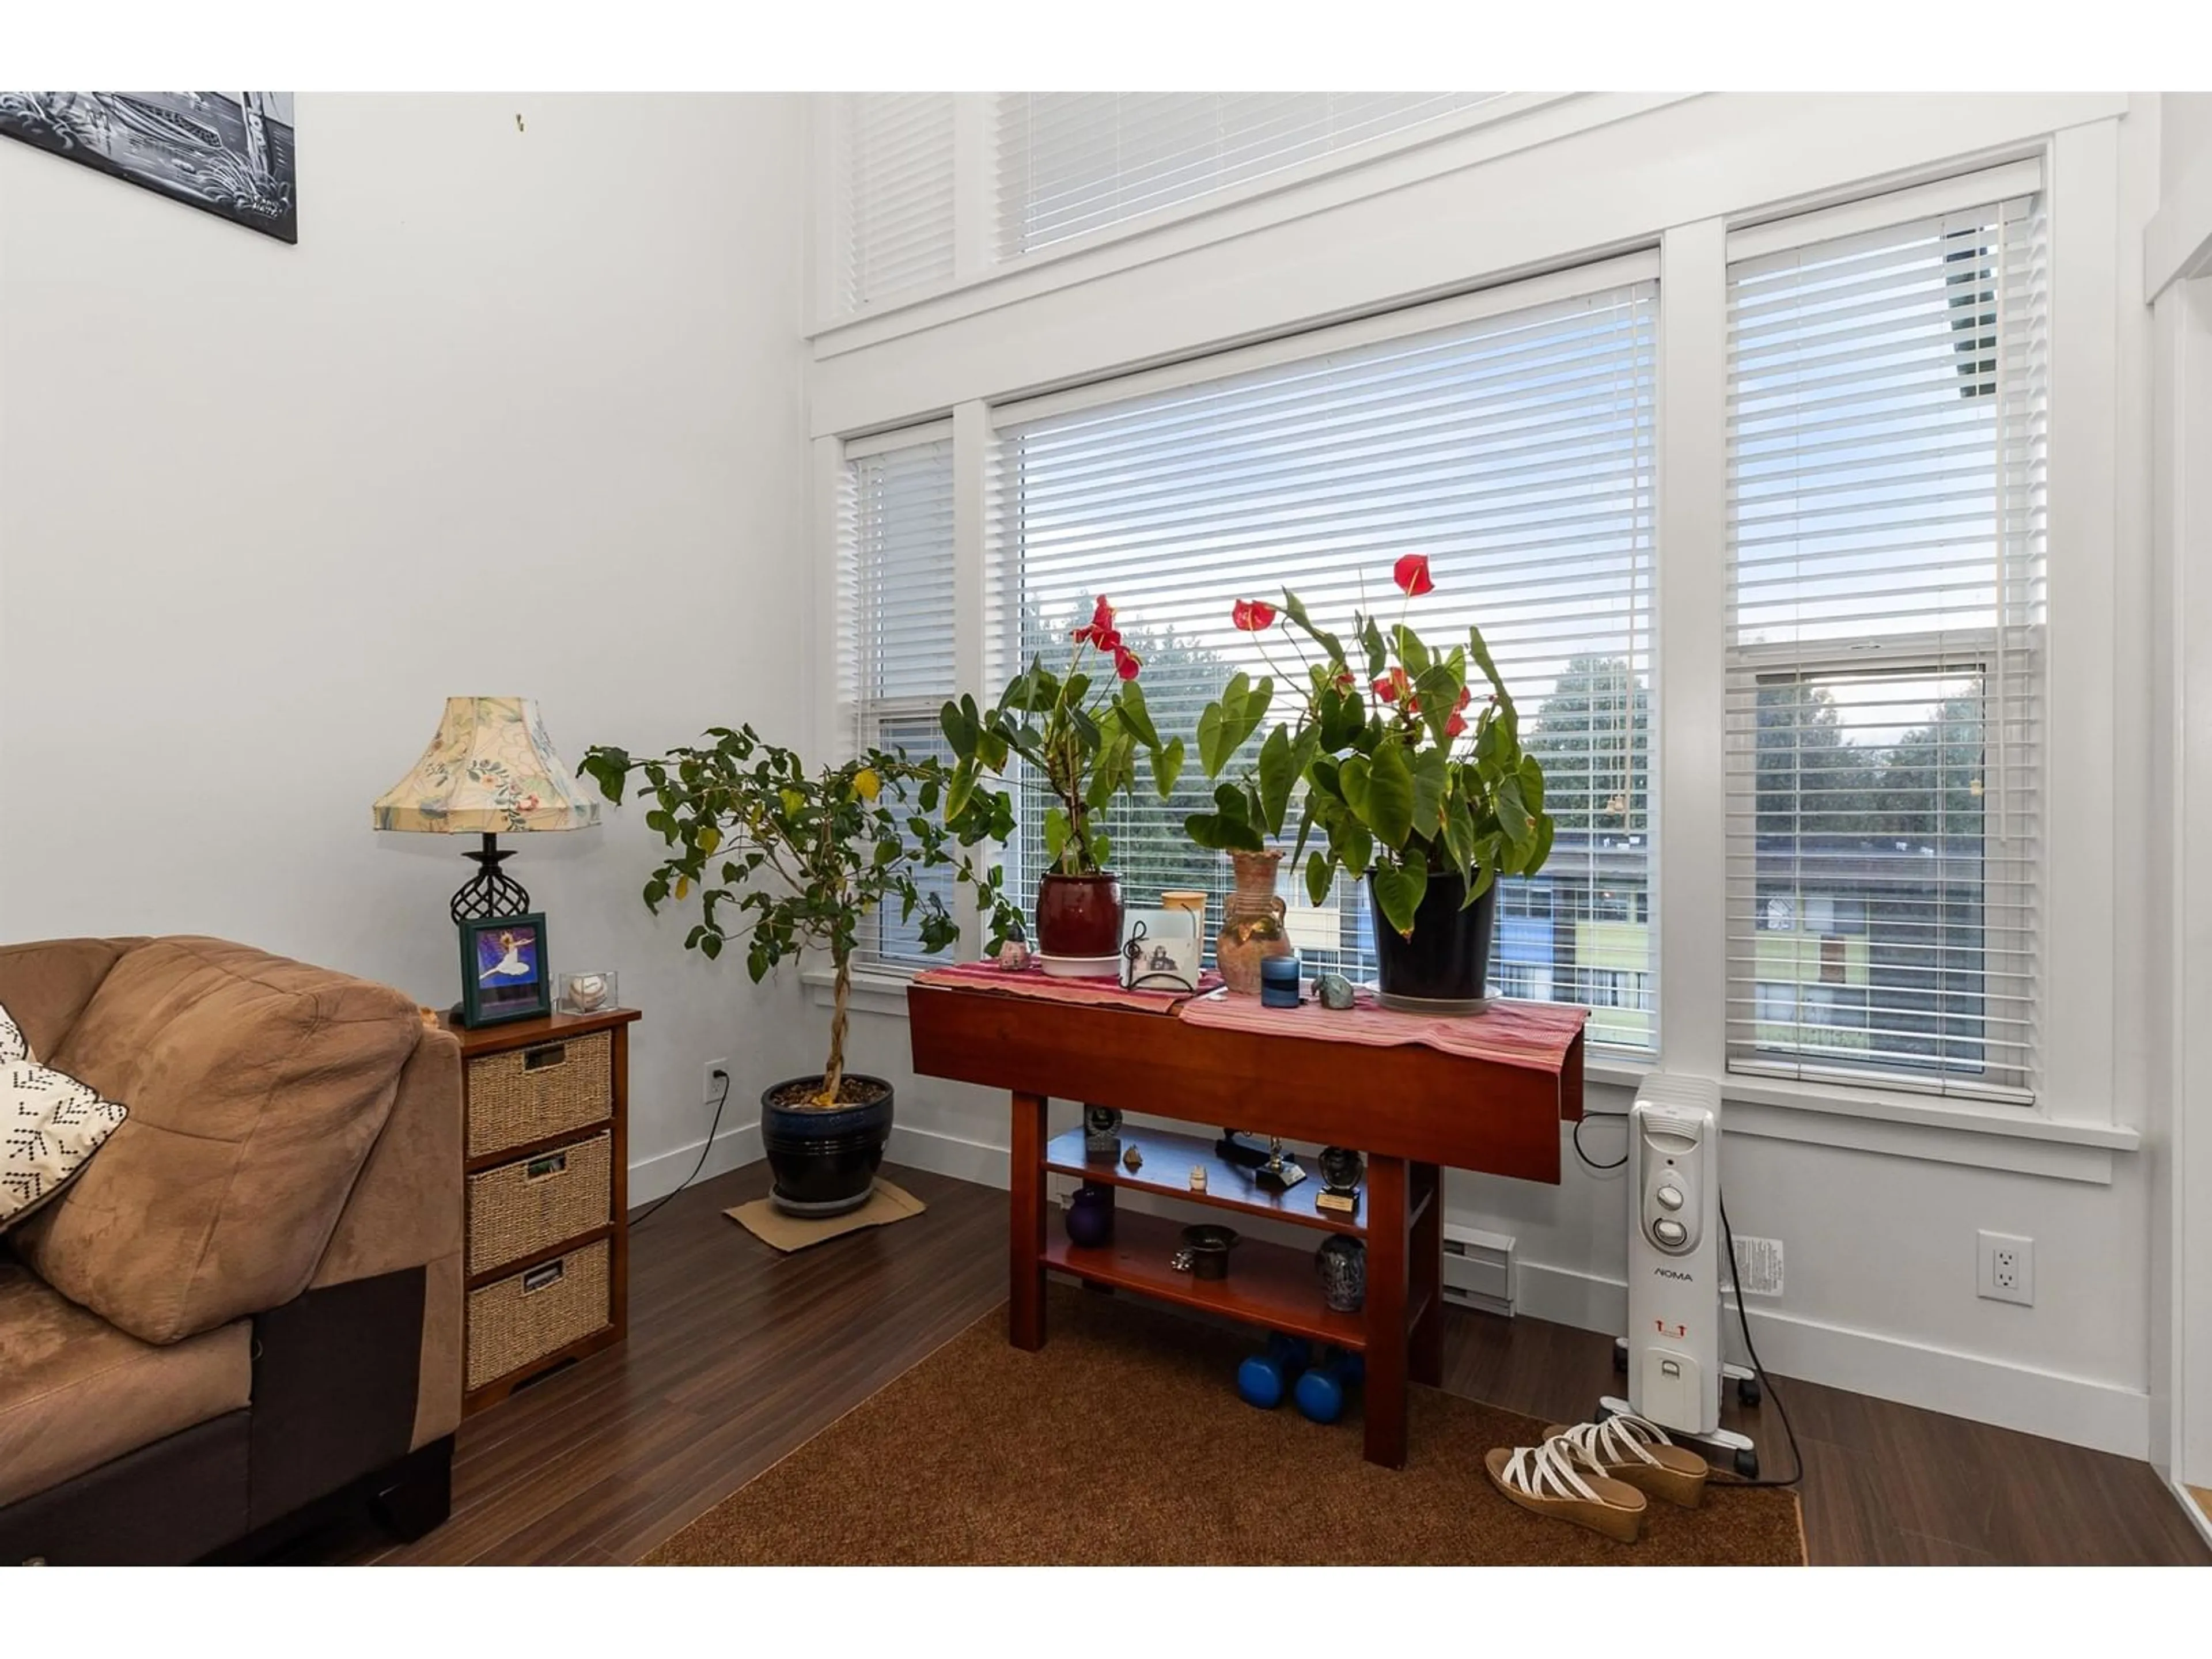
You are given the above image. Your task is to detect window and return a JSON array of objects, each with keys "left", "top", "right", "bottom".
[
  {"left": 991, "top": 266, "right": 1657, "bottom": 1050},
  {"left": 838, "top": 93, "right": 956, "bottom": 309},
  {"left": 1724, "top": 179, "right": 2047, "bottom": 1100},
  {"left": 993, "top": 92, "right": 1506, "bottom": 259},
  {"left": 842, "top": 429, "right": 957, "bottom": 967}
]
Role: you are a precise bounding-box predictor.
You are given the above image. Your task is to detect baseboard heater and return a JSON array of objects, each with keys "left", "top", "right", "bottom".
[{"left": 1440, "top": 1224, "right": 1516, "bottom": 1317}]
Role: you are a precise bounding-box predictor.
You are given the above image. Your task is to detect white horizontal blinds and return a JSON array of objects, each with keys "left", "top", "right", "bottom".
[
  {"left": 1724, "top": 185, "right": 2047, "bottom": 1100},
  {"left": 993, "top": 92, "right": 1504, "bottom": 257},
  {"left": 846, "top": 434, "right": 957, "bottom": 968},
  {"left": 839, "top": 93, "right": 957, "bottom": 309},
  {"left": 993, "top": 275, "right": 1658, "bottom": 1050}
]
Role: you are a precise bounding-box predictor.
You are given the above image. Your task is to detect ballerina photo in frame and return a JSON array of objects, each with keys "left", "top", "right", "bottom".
[{"left": 458, "top": 912, "right": 552, "bottom": 1027}]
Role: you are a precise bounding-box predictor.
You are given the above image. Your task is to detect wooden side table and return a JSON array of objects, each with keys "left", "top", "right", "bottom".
[{"left": 439, "top": 1006, "right": 641, "bottom": 1415}]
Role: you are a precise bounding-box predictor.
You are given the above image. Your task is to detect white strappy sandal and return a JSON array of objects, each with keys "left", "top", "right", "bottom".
[
  {"left": 1483, "top": 1435, "right": 1647, "bottom": 1543},
  {"left": 1543, "top": 1412, "right": 1711, "bottom": 1509}
]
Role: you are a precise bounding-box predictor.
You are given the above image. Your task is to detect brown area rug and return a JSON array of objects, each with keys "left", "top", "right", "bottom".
[{"left": 644, "top": 1285, "right": 1804, "bottom": 1565}]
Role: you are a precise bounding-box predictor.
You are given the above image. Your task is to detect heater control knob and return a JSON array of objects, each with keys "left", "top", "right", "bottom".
[
  {"left": 1652, "top": 1217, "right": 1688, "bottom": 1247},
  {"left": 1656, "top": 1184, "right": 1685, "bottom": 1211}
]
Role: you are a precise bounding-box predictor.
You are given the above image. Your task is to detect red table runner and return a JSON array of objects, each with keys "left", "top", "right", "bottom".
[
  {"left": 1175, "top": 986, "right": 1588, "bottom": 1070},
  {"left": 912, "top": 957, "right": 1224, "bottom": 1013}
]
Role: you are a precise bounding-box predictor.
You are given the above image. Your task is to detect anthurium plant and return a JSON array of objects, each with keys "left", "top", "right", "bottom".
[
  {"left": 1189, "top": 555, "right": 1556, "bottom": 937},
  {"left": 938, "top": 594, "right": 1185, "bottom": 877},
  {"left": 578, "top": 727, "right": 1013, "bottom": 1107}
]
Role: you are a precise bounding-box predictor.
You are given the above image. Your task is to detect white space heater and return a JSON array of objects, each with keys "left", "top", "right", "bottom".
[{"left": 1600, "top": 1074, "right": 1761, "bottom": 1478}]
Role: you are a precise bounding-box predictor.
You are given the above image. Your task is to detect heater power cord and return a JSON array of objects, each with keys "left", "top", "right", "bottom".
[
  {"left": 1571, "top": 1106, "right": 1803, "bottom": 1488},
  {"left": 631, "top": 1067, "right": 733, "bottom": 1230}
]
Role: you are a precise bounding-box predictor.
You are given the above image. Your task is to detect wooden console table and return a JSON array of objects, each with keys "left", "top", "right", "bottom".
[{"left": 907, "top": 982, "right": 1585, "bottom": 1468}]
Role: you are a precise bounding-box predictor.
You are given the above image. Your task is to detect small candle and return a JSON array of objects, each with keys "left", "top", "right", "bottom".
[{"left": 1260, "top": 952, "right": 1302, "bottom": 1009}]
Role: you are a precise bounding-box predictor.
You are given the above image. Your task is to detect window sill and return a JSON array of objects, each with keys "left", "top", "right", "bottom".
[
  {"left": 819, "top": 983, "right": 2133, "bottom": 1184},
  {"left": 803, "top": 965, "right": 926, "bottom": 1018},
  {"left": 1585, "top": 1055, "right": 2133, "bottom": 1184}
]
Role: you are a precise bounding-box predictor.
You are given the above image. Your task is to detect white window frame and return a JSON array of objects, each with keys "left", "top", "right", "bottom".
[{"left": 812, "top": 97, "right": 2141, "bottom": 1176}]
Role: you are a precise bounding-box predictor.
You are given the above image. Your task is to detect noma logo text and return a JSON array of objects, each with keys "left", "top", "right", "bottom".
[{"left": 1652, "top": 1266, "right": 1695, "bottom": 1281}]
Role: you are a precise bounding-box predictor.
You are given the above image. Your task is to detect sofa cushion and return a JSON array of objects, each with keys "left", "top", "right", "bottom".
[
  {"left": 1, "top": 1051, "right": 129, "bottom": 1232},
  {"left": 0, "top": 1256, "right": 250, "bottom": 1508},
  {"left": 10, "top": 937, "right": 424, "bottom": 1346},
  {"left": 1, "top": 1002, "right": 26, "bottom": 1063},
  {"left": 0, "top": 940, "right": 135, "bottom": 1063}
]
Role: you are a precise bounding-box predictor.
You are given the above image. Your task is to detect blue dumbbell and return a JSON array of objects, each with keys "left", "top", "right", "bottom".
[
  {"left": 1236, "top": 1333, "right": 1314, "bottom": 1409},
  {"left": 1294, "top": 1349, "right": 1366, "bottom": 1424}
]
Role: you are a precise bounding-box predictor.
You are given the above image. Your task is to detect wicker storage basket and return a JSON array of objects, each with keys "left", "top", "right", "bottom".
[
  {"left": 465, "top": 1030, "right": 611, "bottom": 1157},
  {"left": 467, "top": 1130, "right": 612, "bottom": 1277},
  {"left": 466, "top": 1238, "right": 611, "bottom": 1393}
]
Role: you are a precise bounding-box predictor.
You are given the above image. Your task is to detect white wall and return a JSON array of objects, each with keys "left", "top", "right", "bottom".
[
  {"left": 0, "top": 93, "right": 818, "bottom": 1196},
  {"left": 813, "top": 91, "right": 2168, "bottom": 1457}
]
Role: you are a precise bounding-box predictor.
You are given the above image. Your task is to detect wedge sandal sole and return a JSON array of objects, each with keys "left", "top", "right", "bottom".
[
  {"left": 1483, "top": 1448, "right": 1647, "bottom": 1544},
  {"left": 1544, "top": 1422, "right": 1711, "bottom": 1508}
]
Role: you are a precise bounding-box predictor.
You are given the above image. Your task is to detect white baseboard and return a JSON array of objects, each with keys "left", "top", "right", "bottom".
[
  {"left": 629, "top": 1119, "right": 763, "bottom": 1207},
  {"left": 1514, "top": 1259, "right": 2151, "bottom": 1460},
  {"left": 883, "top": 1122, "right": 1009, "bottom": 1188}
]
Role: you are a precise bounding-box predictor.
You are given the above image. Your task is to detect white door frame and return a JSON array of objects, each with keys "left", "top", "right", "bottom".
[{"left": 2152, "top": 268, "right": 2212, "bottom": 1545}]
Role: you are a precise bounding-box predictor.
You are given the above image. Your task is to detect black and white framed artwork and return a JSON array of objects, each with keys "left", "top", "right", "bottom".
[{"left": 0, "top": 92, "right": 297, "bottom": 243}]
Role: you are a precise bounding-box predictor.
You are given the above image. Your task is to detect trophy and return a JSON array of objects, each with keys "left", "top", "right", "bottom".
[
  {"left": 1083, "top": 1105, "right": 1123, "bottom": 1162},
  {"left": 1214, "top": 1128, "right": 1270, "bottom": 1169},
  {"left": 1316, "top": 1145, "right": 1365, "bottom": 1214},
  {"left": 1253, "top": 1135, "right": 1307, "bottom": 1193}
]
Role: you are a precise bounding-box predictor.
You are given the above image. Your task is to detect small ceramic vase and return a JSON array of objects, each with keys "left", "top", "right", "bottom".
[
  {"left": 1065, "top": 1182, "right": 1115, "bottom": 1248},
  {"left": 1215, "top": 850, "right": 1294, "bottom": 995}
]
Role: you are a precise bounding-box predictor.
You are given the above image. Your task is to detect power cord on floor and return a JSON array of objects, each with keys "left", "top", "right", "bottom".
[
  {"left": 631, "top": 1067, "right": 732, "bottom": 1229},
  {"left": 1719, "top": 1189, "right": 1804, "bottom": 1488}
]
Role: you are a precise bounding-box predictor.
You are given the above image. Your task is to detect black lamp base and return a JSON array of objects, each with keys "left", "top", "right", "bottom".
[{"left": 450, "top": 832, "right": 531, "bottom": 925}]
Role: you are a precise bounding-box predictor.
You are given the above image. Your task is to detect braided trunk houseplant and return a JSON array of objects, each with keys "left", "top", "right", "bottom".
[
  {"left": 1188, "top": 555, "right": 1556, "bottom": 1012},
  {"left": 579, "top": 725, "right": 1013, "bottom": 1215}
]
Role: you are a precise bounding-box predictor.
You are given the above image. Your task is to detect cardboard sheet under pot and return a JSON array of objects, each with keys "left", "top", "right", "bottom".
[{"left": 760, "top": 1075, "right": 893, "bottom": 1217}]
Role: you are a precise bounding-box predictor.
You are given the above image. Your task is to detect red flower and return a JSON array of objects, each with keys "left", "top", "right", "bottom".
[
  {"left": 1231, "top": 598, "right": 1278, "bottom": 632},
  {"left": 1072, "top": 594, "right": 1122, "bottom": 647},
  {"left": 1332, "top": 668, "right": 1355, "bottom": 692},
  {"left": 1445, "top": 711, "right": 1468, "bottom": 739},
  {"left": 1393, "top": 554, "right": 1434, "bottom": 597},
  {"left": 1112, "top": 647, "right": 1142, "bottom": 680},
  {"left": 1374, "top": 666, "right": 1415, "bottom": 709}
]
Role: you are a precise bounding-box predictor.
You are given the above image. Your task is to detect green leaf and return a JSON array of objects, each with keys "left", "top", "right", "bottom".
[
  {"left": 1184, "top": 810, "right": 1265, "bottom": 853},
  {"left": 1338, "top": 753, "right": 1373, "bottom": 823},
  {"left": 1495, "top": 772, "right": 1533, "bottom": 844},
  {"left": 1214, "top": 783, "right": 1251, "bottom": 823},
  {"left": 1256, "top": 725, "right": 1297, "bottom": 837},
  {"left": 1152, "top": 736, "right": 1185, "bottom": 801},
  {"left": 1465, "top": 622, "right": 1515, "bottom": 718},
  {"left": 1280, "top": 588, "right": 1345, "bottom": 664},
  {"left": 1043, "top": 807, "right": 1069, "bottom": 864},
  {"left": 1062, "top": 672, "right": 1092, "bottom": 711},
  {"left": 1305, "top": 850, "right": 1333, "bottom": 908},
  {"left": 1393, "top": 623, "right": 1432, "bottom": 679},
  {"left": 1067, "top": 704, "right": 1101, "bottom": 749},
  {"left": 1370, "top": 858, "right": 1429, "bottom": 937},
  {"left": 1442, "top": 793, "right": 1478, "bottom": 881},
  {"left": 1410, "top": 745, "right": 1449, "bottom": 837},
  {"left": 1415, "top": 664, "right": 1463, "bottom": 748},
  {"left": 1115, "top": 679, "right": 1159, "bottom": 748},
  {"left": 939, "top": 699, "right": 976, "bottom": 762},
  {"left": 1364, "top": 737, "right": 1415, "bottom": 847},
  {"left": 1320, "top": 685, "right": 1366, "bottom": 751},
  {"left": 1361, "top": 615, "right": 1388, "bottom": 680}
]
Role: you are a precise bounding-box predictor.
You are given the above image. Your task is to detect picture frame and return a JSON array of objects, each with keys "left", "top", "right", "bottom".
[
  {"left": 1119, "top": 906, "right": 1202, "bottom": 993},
  {"left": 457, "top": 912, "right": 552, "bottom": 1028}
]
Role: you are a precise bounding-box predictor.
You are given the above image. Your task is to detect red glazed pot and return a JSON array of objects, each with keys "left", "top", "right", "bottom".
[{"left": 1036, "top": 872, "right": 1123, "bottom": 959}]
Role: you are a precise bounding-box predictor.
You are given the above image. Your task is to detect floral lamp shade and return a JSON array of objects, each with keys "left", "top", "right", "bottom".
[{"left": 372, "top": 697, "right": 600, "bottom": 835}]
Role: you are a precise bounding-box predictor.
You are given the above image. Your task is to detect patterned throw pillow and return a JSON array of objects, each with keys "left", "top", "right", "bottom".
[
  {"left": 2, "top": 1039, "right": 128, "bottom": 1232},
  {"left": 0, "top": 999, "right": 26, "bottom": 1064}
]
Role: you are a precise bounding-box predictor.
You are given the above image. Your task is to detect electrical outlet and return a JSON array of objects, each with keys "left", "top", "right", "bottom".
[
  {"left": 702, "top": 1058, "right": 731, "bottom": 1109},
  {"left": 1977, "top": 1230, "right": 2035, "bottom": 1305}
]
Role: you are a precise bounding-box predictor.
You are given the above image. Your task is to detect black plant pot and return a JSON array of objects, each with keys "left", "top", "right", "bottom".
[
  {"left": 760, "top": 1075, "right": 893, "bottom": 1217},
  {"left": 1368, "top": 866, "right": 1498, "bottom": 1014}
]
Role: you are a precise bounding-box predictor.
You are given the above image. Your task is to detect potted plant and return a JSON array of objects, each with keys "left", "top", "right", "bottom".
[
  {"left": 938, "top": 594, "right": 1184, "bottom": 973},
  {"left": 578, "top": 725, "right": 1013, "bottom": 1215},
  {"left": 1187, "top": 556, "right": 1555, "bottom": 1012}
]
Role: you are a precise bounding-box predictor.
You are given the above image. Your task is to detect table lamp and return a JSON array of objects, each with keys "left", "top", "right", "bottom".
[{"left": 372, "top": 696, "right": 600, "bottom": 923}]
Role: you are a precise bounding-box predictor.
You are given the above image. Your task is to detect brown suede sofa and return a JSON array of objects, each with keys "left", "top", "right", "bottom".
[{"left": 0, "top": 936, "right": 463, "bottom": 1564}]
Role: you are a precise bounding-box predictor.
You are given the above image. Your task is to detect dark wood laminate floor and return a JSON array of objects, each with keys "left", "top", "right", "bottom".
[{"left": 300, "top": 1160, "right": 2210, "bottom": 1566}]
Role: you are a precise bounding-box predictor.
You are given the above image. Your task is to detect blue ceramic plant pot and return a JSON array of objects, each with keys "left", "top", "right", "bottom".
[{"left": 761, "top": 1075, "right": 893, "bottom": 1217}]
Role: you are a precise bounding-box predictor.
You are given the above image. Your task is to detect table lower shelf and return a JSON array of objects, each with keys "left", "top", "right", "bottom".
[{"left": 1044, "top": 1207, "right": 1366, "bottom": 1352}]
